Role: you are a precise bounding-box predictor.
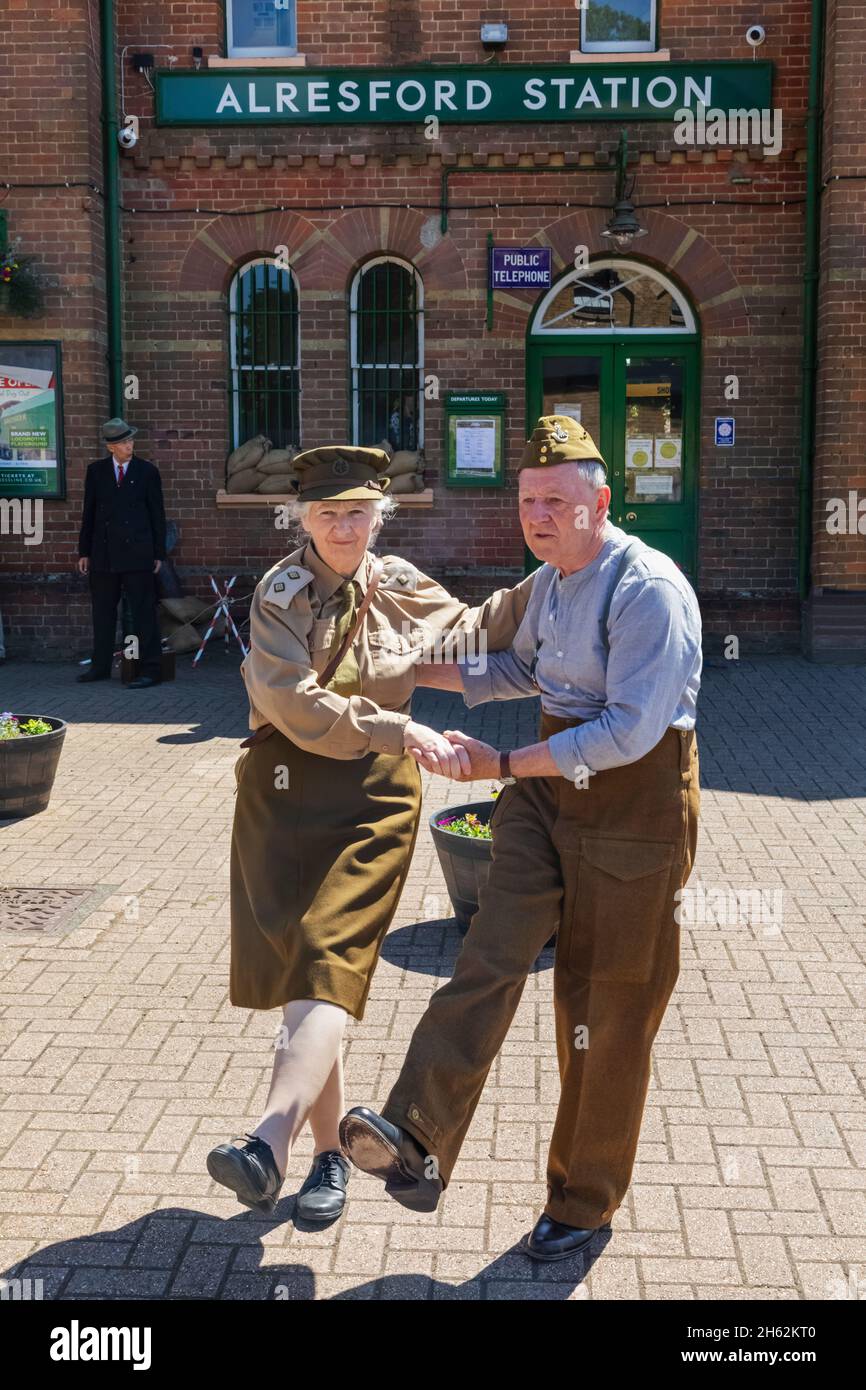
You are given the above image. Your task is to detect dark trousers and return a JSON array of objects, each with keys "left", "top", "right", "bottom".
[
  {"left": 382, "top": 711, "right": 700, "bottom": 1229},
  {"left": 88, "top": 569, "right": 162, "bottom": 678}
]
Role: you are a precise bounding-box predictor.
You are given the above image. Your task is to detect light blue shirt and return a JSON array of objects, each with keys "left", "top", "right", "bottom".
[{"left": 458, "top": 523, "right": 702, "bottom": 777}]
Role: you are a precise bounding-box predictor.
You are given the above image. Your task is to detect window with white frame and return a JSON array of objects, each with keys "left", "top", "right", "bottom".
[
  {"left": 228, "top": 258, "right": 300, "bottom": 450},
  {"left": 581, "top": 1, "right": 657, "bottom": 53},
  {"left": 226, "top": 1, "right": 298, "bottom": 59},
  {"left": 349, "top": 259, "right": 424, "bottom": 451}
]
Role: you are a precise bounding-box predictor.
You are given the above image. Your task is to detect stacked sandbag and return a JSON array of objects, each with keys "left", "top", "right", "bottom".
[
  {"left": 255, "top": 447, "right": 299, "bottom": 494},
  {"left": 383, "top": 448, "right": 425, "bottom": 494},
  {"left": 225, "top": 436, "right": 300, "bottom": 495},
  {"left": 225, "top": 435, "right": 271, "bottom": 493}
]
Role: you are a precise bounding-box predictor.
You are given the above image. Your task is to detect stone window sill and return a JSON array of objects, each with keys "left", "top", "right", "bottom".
[
  {"left": 216, "top": 489, "right": 434, "bottom": 508},
  {"left": 208, "top": 56, "right": 308, "bottom": 69},
  {"left": 569, "top": 49, "right": 671, "bottom": 63}
]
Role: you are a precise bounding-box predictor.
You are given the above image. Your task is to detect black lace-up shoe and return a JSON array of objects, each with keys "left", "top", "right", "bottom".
[
  {"left": 206, "top": 1133, "right": 284, "bottom": 1213},
  {"left": 523, "top": 1213, "right": 612, "bottom": 1261},
  {"left": 339, "top": 1106, "right": 443, "bottom": 1213},
  {"left": 295, "top": 1150, "right": 351, "bottom": 1222}
]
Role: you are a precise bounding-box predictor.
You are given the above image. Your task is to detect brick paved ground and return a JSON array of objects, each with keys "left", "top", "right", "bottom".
[{"left": 0, "top": 653, "right": 864, "bottom": 1301}]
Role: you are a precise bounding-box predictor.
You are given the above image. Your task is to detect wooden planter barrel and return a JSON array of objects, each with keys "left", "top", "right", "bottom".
[{"left": 0, "top": 716, "right": 67, "bottom": 818}]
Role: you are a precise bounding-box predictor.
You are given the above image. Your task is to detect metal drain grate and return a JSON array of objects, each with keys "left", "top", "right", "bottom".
[{"left": 0, "top": 887, "right": 95, "bottom": 934}]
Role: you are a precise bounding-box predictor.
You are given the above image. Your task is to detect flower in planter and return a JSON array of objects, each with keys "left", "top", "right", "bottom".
[
  {"left": 438, "top": 811, "right": 492, "bottom": 840},
  {"left": 0, "top": 713, "right": 52, "bottom": 739}
]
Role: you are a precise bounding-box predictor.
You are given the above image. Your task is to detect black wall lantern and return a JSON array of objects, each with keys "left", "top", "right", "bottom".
[{"left": 602, "top": 130, "right": 648, "bottom": 252}]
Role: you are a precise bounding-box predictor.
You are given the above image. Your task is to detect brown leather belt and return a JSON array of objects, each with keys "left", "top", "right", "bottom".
[{"left": 239, "top": 722, "right": 277, "bottom": 749}]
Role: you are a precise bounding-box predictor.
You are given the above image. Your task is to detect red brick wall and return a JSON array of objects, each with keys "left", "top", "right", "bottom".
[{"left": 1, "top": 0, "right": 840, "bottom": 662}]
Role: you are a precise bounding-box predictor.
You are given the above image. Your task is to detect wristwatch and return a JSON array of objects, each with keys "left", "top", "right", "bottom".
[{"left": 499, "top": 750, "right": 517, "bottom": 785}]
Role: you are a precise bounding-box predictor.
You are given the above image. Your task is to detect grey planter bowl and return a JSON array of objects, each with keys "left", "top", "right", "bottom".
[{"left": 430, "top": 797, "right": 556, "bottom": 949}]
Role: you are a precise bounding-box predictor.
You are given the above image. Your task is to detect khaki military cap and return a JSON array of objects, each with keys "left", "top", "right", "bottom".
[
  {"left": 291, "top": 445, "right": 392, "bottom": 501},
  {"left": 518, "top": 414, "right": 606, "bottom": 473}
]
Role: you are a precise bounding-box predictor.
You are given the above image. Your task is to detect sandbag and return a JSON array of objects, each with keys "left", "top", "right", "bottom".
[
  {"left": 257, "top": 458, "right": 297, "bottom": 480},
  {"left": 388, "top": 471, "right": 425, "bottom": 494},
  {"left": 256, "top": 473, "right": 298, "bottom": 494},
  {"left": 226, "top": 435, "right": 271, "bottom": 476},
  {"left": 226, "top": 467, "right": 264, "bottom": 494},
  {"left": 377, "top": 439, "right": 394, "bottom": 458},
  {"left": 158, "top": 611, "right": 183, "bottom": 636},
  {"left": 165, "top": 622, "right": 202, "bottom": 655},
  {"left": 385, "top": 454, "right": 421, "bottom": 478},
  {"left": 160, "top": 595, "right": 207, "bottom": 625}
]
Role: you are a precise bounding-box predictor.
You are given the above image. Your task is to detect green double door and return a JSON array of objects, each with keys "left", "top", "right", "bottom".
[{"left": 526, "top": 340, "right": 699, "bottom": 577}]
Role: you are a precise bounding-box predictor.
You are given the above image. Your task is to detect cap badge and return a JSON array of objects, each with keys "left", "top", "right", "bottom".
[
  {"left": 552, "top": 423, "right": 570, "bottom": 442},
  {"left": 332, "top": 458, "right": 350, "bottom": 476}
]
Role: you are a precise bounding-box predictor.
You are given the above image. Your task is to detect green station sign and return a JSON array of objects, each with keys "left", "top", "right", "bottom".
[{"left": 155, "top": 62, "right": 773, "bottom": 127}]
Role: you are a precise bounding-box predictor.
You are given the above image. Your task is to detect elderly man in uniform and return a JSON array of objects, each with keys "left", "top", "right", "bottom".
[{"left": 341, "top": 414, "right": 702, "bottom": 1261}]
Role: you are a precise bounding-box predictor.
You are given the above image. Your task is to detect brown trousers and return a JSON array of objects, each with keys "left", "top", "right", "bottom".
[{"left": 382, "top": 711, "right": 700, "bottom": 1229}]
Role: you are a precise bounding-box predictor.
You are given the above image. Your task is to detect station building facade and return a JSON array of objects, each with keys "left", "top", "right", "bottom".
[{"left": 1, "top": 1, "right": 864, "bottom": 661}]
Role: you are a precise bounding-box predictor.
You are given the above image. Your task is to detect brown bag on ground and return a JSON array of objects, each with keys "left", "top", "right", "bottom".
[
  {"left": 165, "top": 622, "right": 202, "bottom": 654},
  {"left": 160, "top": 595, "right": 207, "bottom": 625}
]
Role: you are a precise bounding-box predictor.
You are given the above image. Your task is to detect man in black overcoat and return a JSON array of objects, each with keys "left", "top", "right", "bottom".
[{"left": 76, "top": 417, "right": 167, "bottom": 688}]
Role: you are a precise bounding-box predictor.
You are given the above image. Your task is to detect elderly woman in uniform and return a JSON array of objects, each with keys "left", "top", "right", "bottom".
[{"left": 207, "top": 445, "right": 530, "bottom": 1223}]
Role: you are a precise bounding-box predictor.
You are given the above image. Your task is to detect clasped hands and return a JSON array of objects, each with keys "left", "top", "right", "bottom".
[{"left": 403, "top": 720, "right": 499, "bottom": 781}]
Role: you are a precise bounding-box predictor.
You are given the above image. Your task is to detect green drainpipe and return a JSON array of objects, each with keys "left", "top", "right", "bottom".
[
  {"left": 100, "top": 0, "right": 124, "bottom": 414},
  {"left": 798, "top": 0, "right": 826, "bottom": 600}
]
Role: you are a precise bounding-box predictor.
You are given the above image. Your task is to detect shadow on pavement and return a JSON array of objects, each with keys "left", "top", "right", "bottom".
[{"left": 1, "top": 1203, "right": 608, "bottom": 1300}]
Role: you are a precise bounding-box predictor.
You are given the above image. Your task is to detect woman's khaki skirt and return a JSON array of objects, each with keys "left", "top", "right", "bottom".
[{"left": 229, "top": 731, "right": 422, "bottom": 1021}]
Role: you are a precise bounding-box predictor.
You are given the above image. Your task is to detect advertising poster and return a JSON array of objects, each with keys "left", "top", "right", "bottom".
[{"left": 0, "top": 342, "right": 65, "bottom": 498}]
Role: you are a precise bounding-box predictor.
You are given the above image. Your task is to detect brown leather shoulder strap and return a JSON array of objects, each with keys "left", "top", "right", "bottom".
[
  {"left": 319, "top": 556, "right": 384, "bottom": 688},
  {"left": 239, "top": 557, "right": 384, "bottom": 749}
]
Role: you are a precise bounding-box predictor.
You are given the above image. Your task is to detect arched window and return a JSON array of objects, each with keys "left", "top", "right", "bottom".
[
  {"left": 349, "top": 258, "right": 423, "bottom": 450},
  {"left": 228, "top": 258, "right": 300, "bottom": 449},
  {"left": 530, "top": 260, "right": 696, "bottom": 335}
]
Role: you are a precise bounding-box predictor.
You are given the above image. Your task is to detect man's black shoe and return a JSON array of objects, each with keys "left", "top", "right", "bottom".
[
  {"left": 523, "top": 1213, "right": 612, "bottom": 1261},
  {"left": 339, "top": 1106, "right": 442, "bottom": 1213},
  {"left": 295, "top": 1150, "right": 350, "bottom": 1222},
  {"left": 76, "top": 669, "right": 110, "bottom": 683},
  {"left": 127, "top": 675, "right": 161, "bottom": 688},
  {"left": 206, "top": 1133, "right": 284, "bottom": 1214}
]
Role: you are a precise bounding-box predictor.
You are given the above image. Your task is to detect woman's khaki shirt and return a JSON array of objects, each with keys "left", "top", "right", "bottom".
[{"left": 240, "top": 540, "right": 534, "bottom": 760}]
